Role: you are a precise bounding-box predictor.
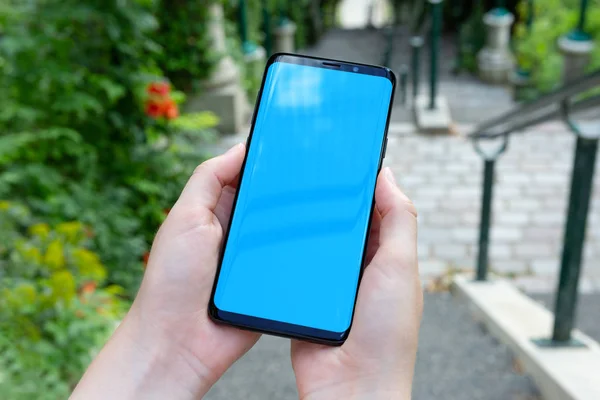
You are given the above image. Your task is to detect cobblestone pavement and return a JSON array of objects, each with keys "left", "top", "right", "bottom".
[
  {"left": 206, "top": 293, "right": 541, "bottom": 400},
  {"left": 384, "top": 121, "right": 600, "bottom": 291}
]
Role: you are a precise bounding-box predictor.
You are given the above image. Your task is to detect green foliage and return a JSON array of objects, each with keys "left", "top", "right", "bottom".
[
  {"left": 153, "top": 0, "right": 221, "bottom": 92},
  {"left": 0, "top": 0, "right": 217, "bottom": 297},
  {"left": 0, "top": 1, "right": 219, "bottom": 397},
  {"left": 0, "top": 202, "right": 127, "bottom": 399},
  {"left": 514, "top": 0, "right": 600, "bottom": 93}
]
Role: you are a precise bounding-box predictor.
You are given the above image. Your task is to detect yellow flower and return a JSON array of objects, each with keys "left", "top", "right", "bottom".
[
  {"left": 56, "top": 221, "right": 83, "bottom": 243},
  {"left": 72, "top": 247, "right": 107, "bottom": 282},
  {"left": 48, "top": 270, "right": 76, "bottom": 303},
  {"left": 29, "top": 223, "right": 51, "bottom": 239},
  {"left": 0, "top": 200, "right": 10, "bottom": 211},
  {"left": 44, "top": 239, "right": 65, "bottom": 270}
]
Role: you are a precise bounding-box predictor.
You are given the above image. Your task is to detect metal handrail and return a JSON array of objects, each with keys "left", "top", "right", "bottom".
[
  {"left": 470, "top": 69, "right": 600, "bottom": 139},
  {"left": 470, "top": 68, "right": 600, "bottom": 347},
  {"left": 471, "top": 93, "right": 600, "bottom": 140}
]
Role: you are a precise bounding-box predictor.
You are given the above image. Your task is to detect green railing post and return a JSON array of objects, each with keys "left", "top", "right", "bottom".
[
  {"left": 452, "top": 0, "right": 464, "bottom": 74},
  {"left": 238, "top": 0, "right": 257, "bottom": 54},
  {"left": 262, "top": 0, "right": 272, "bottom": 56},
  {"left": 239, "top": 0, "right": 249, "bottom": 49},
  {"left": 473, "top": 136, "right": 509, "bottom": 281},
  {"left": 399, "top": 65, "right": 408, "bottom": 106},
  {"left": 552, "top": 134, "right": 597, "bottom": 343},
  {"left": 410, "top": 36, "right": 424, "bottom": 100},
  {"left": 576, "top": 0, "right": 589, "bottom": 34},
  {"left": 476, "top": 159, "right": 495, "bottom": 281},
  {"left": 526, "top": 0, "right": 534, "bottom": 31},
  {"left": 428, "top": 0, "right": 443, "bottom": 110}
]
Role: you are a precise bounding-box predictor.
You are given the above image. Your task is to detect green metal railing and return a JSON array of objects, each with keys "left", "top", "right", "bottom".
[
  {"left": 262, "top": 0, "right": 273, "bottom": 55},
  {"left": 238, "top": 0, "right": 259, "bottom": 54},
  {"left": 469, "top": 69, "right": 600, "bottom": 346},
  {"left": 428, "top": 0, "right": 443, "bottom": 109},
  {"left": 576, "top": 0, "right": 589, "bottom": 35}
]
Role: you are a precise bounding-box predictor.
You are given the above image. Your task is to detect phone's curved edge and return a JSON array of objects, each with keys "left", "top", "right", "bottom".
[
  {"left": 385, "top": 67, "right": 397, "bottom": 86},
  {"left": 209, "top": 306, "right": 347, "bottom": 346},
  {"left": 207, "top": 53, "right": 394, "bottom": 347}
]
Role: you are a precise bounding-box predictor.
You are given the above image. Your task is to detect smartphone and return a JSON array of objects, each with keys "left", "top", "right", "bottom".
[{"left": 209, "top": 53, "right": 395, "bottom": 345}]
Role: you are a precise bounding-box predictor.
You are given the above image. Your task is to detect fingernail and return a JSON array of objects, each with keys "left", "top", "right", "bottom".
[
  {"left": 225, "top": 142, "right": 244, "bottom": 154},
  {"left": 384, "top": 167, "right": 396, "bottom": 184}
]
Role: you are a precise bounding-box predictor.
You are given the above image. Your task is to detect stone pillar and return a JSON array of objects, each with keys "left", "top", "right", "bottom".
[
  {"left": 558, "top": 33, "right": 594, "bottom": 83},
  {"left": 186, "top": 4, "right": 248, "bottom": 133},
  {"left": 477, "top": 8, "right": 514, "bottom": 84},
  {"left": 274, "top": 20, "right": 297, "bottom": 53}
]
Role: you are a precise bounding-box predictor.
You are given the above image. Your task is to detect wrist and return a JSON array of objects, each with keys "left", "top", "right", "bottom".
[
  {"left": 72, "top": 309, "right": 214, "bottom": 400},
  {"left": 299, "top": 377, "right": 411, "bottom": 400},
  {"left": 120, "top": 310, "right": 216, "bottom": 397}
]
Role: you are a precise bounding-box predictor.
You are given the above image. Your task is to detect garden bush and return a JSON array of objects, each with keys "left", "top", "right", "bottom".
[
  {"left": 0, "top": 1, "right": 219, "bottom": 396},
  {"left": 514, "top": 0, "right": 600, "bottom": 94},
  {"left": 0, "top": 201, "right": 127, "bottom": 399},
  {"left": 0, "top": 0, "right": 217, "bottom": 296}
]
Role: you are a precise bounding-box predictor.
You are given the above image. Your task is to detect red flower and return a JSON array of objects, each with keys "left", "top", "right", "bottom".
[
  {"left": 165, "top": 104, "right": 179, "bottom": 120},
  {"left": 147, "top": 82, "right": 170, "bottom": 96},
  {"left": 81, "top": 281, "right": 97, "bottom": 296},
  {"left": 145, "top": 101, "right": 163, "bottom": 118},
  {"left": 142, "top": 251, "right": 150, "bottom": 268}
]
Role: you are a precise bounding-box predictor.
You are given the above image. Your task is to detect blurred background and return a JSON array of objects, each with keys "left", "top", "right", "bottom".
[{"left": 0, "top": 0, "right": 599, "bottom": 399}]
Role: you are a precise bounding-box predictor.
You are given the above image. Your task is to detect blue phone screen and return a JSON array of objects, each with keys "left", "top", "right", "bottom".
[{"left": 214, "top": 61, "right": 393, "bottom": 333}]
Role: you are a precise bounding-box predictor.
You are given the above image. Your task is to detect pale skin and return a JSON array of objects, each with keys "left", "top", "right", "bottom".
[{"left": 71, "top": 143, "right": 423, "bottom": 400}]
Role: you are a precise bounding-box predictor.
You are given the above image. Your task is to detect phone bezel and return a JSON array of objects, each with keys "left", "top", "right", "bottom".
[{"left": 208, "top": 53, "right": 396, "bottom": 345}]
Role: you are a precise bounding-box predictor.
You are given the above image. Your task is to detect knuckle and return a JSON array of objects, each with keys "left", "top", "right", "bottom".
[
  {"left": 192, "top": 160, "right": 212, "bottom": 176},
  {"left": 403, "top": 199, "right": 418, "bottom": 219}
]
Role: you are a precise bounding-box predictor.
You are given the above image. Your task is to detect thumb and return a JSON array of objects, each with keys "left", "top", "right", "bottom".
[
  {"left": 370, "top": 167, "right": 418, "bottom": 278},
  {"left": 177, "top": 143, "right": 246, "bottom": 211}
]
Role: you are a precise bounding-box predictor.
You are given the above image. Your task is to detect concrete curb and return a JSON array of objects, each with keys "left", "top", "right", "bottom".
[{"left": 452, "top": 275, "right": 600, "bottom": 400}]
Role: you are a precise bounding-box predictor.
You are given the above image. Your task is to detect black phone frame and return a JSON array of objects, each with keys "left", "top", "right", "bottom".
[{"left": 208, "top": 53, "right": 396, "bottom": 346}]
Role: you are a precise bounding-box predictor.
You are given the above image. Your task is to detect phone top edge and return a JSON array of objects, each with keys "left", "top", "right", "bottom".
[{"left": 267, "top": 52, "right": 396, "bottom": 83}]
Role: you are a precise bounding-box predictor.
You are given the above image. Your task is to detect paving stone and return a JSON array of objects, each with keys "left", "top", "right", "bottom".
[
  {"left": 418, "top": 259, "right": 448, "bottom": 275},
  {"left": 490, "top": 244, "right": 514, "bottom": 259},
  {"left": 507, "top": 198, "right": 543, "bottom": 211},
  {"left": 514, "top": 243, "right": 556, "bottom": 258},
  {"left": 491, "top": 226, "right": 524, "bottom": 243},
  {"left": 530, "top": 212, "right": 565, "bottom": 225},
  {"left": 494, "top": 211, "right": 530, "bottom": 226},
  {"left": 451, "top": 227, "right": 478, "bottom": 243},
  {"left": 531, "top": 259, "right": 559, "bottom": 275},
  {"left": 522, "top": 226, "right": 563, "bottom": 242},
  {"left": 426, "top": 213, "right": 463, "bottom": 226},
  {"left": 419, "top": 228, "right": 454, "bottom": 244},
  {"left": 418, "top": 243, "right": 432, "bottom": 259},
  {"left": 434, "top": 244, "right": 469, "bottom": 259},
  {"left": 491, "top": 260, "right": 529, "bottom": 274}
]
